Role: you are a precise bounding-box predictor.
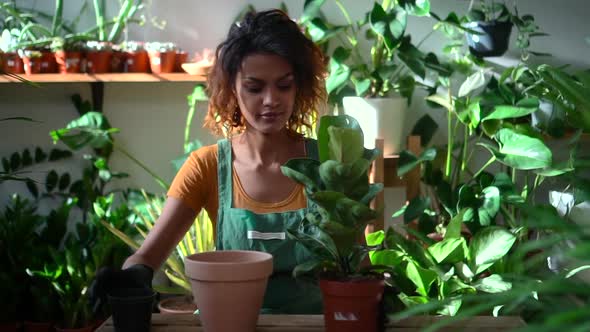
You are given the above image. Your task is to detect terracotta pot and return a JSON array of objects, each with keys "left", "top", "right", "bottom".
[
  {"left": 24, "top": 321, "right": 53, "bottom": 332},
  {"left": 110, "top": 51, "right": 126, "bottom": 73},
  {"left": 148, "top": 50, "right": 175, "bottom": 73},
  {"left": 124, "top": 51, "right": 149, "bottom": 73},
  {"left": 85, "top": 51, "right": 112, "bottom": 73},
  {"left": 40, "top": 51, "right": 57, "bottom": 73},
  {"left": 174, "top": 51, "right": 188, "bottom": 72},
  {"left": 319, "top": 278, "right": 385, "bottom": 332},
  {"left": 22, "top": 55, "right": 42, "bottom": 75},
  {"left": 185, "top": 250, "right": 273, "bottom": 332},
  {"left": 55, "top": 51, "right": 82, "bottom": 73},
  {"left": 3, "top": 52, "right": 24, "bottom": 74},
  {"left": 158, "top": 295, "right": 198, "bottom": 314}
]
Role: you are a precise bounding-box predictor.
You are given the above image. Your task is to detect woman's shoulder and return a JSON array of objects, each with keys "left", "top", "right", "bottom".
[{"left": 188, "top": 143, "right": 219, "bottom": 166}]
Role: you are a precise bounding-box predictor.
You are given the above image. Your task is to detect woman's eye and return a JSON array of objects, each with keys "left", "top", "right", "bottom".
[
  {"left": 278, "top": 84, "right": 292, "bottom": 91},
  {"left": 245, "top": 87, "right": 262, "bottom": 93}
]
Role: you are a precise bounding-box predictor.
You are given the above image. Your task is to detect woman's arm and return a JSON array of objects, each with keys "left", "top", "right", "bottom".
[{"left": 123, "top": 196, "right": 198, "bottom": 270}]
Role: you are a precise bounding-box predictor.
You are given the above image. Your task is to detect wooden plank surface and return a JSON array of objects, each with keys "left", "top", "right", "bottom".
[
  {"left": 0, "top": 73, "right": 206, "bottom": 83},
  {"left": 96, "top": 314, "right": 525, "bottom": 331}
]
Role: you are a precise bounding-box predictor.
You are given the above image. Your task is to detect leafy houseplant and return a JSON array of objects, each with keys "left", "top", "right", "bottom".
[
  {"left": 299, "top": 0, "right": 450, "bottom": 155},
  {"left": 280, "top": 114, "right": 385, "bottom": 331}
]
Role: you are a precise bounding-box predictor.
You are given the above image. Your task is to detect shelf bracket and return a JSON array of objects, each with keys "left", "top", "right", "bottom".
[{"left": 90, "top": 82, "right": 104, "bottom": 112}]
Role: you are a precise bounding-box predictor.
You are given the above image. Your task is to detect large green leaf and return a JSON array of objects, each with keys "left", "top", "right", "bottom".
[
  {"left": 49, "top": 112, "right": 116, "bottom": 150},
  {"left": 280, "top": 158, "right": 322, "bottom": 192},
  {"left": 404, "top": 196, "right": 431, "bottom": 224},
  {"left": 327, "top": 126, "right": 364, "bottom": 163},
  {"left": 406, "top": 260, "right": 437, "bottom": 297},
  {"left": 473, "top": 274, "right": 512, "bottom": 293},
  {"left": 459, "top": 71, "right": 486, "bottom": 97},
  {"left": 469, "top": 227, "right": 516, "bottom": 274},
  {"left": 428, "top": 238, "right": 467, "bottom": 264},
  {"left": 317, "top": 115, "right": 360, "bottom": 162},
  {"left": 494, "top": 128, "right": 552, "bottom": 170},
  {"left": 326, "top": 58, "right": 351, "bottom": 95},
  {"left": 482, "top": 98, "right": 539, "bottom": 122}
]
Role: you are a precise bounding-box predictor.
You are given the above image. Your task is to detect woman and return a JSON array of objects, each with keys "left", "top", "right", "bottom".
[{"left": 93, "top": 9, "right": 327, "bottom": 314}]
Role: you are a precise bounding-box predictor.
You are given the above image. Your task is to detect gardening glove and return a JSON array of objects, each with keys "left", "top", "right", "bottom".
[{"left": 89, "top": 264, "right": 154, "bottom": 315}]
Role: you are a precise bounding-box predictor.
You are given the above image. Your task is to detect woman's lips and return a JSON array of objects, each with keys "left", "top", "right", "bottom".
[{"left": 258, "top": 112, "right": 284, "bottom": 120}]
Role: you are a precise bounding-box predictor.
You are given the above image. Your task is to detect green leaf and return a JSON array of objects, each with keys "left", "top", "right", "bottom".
[
  {"left": 301, "top": 0, "right": 326, "bottom": 23},
  {"left": 317, "top": 115, "right": 360, "bottom": 162},
  {"left": 352, "top": 77, "right": 371, "bottom": 96},
  {"left": 21, "top": 149, "right": 32, "bottom": 167},
  {"left": 26, "top": 180, "right": 39, "bottom": 198},
  {"left": 292, "top": 259, "right": 322, "bottom": 277},
  {"left": 482, "top": 99, "right": 539, "bottom": 122},
  {"left": 473, "top": 274, "right": 512, "bottom": 293},
  {"left": 281, "top": 158, "right": 322, "bottom": 192},
  {"left": 478, "top": 186, "right": 500, "bottom": 226},
  {"left": 327, "top": 126, "right": 364, "bottom": 163},
  {"left": 428, "top": 238, "right": 466, "bottom": 264},
  {"left": 326, "top": 57, "right": 351, "bottom": 95},
  {"left": 397, "top": 148, "right": 436, "bottom": 177},
  {"left": 406, "top": 260, "right": 437, "bottom": 297},
  {"left": 388, "top": 7, "right": 408, "bottom": 41},
  {"left": 404, "top": 196, "right": 431, "bottom": 224},
  {"left": 445, "top": 209, "right": 466, "bottom": 240},
  {"left": 10, "top": 152, "right": 20, "bottom": 171},
  {"left": 426, "top": 94, "right": 452, "bottom": 111},
  {"left": 398, "top": 0, "right": 430, "bottom": 16},
  {"left": 494, "top": 128, "right": 552, "bottom": 170},
  {"left": 398, "top": 37, "right": 425, "bottom": 79},
  {"left": 34, "top": 147, "right": 47, "bottom": 163},
  {"left": 370, "top": 249, "right": 404, "bottom": 266},
  {"left": 49, "top": 112, "right": 115, "bottom": 150},
  {"left": 469, "top": 227, "right": 516, "bottom": 274},
  {"left": 459, "top": 71, "right": 486, "bottom": 97},
  {"left": 366, "top": 230, "right": 385, "bottom": 246}
]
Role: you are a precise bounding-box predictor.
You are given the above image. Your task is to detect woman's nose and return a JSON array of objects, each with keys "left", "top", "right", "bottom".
[{"left": 262, "top": 87, "right": 280, "bottom": 107}]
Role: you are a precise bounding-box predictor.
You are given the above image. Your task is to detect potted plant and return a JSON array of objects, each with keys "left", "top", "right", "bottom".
[
  {"left": 19, "top": 49, "right": 42, "bottom": 75},
  {"left": 279, "top": 114, "right": 385, "bottom": 332},
  {"left": 84, "top": 41, "right": 112, "bottom": 73},
  {"left": 300, "top": 0, "right": 450, "bottom": 155},
  {"left": 51, "top": 37, "right": 85, "bottom": 74},
  {"left": 120, "top": 41, "right": 149, "bottom": 73},
  {"left": 0, "top": 28, "right": 24, "bottom": 74},
  {"left": 145, "top": 42, "right": 177, "bottom": 74},
  {"left": 463, "top": 0, "right": 547, "bottom": 59}
]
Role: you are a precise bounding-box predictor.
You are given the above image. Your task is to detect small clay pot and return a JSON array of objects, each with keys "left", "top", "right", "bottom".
[
  {"left": 86, "top": 50, "right": 113, "bottom": 73},
  {"left": 125, "top": 50, "right": 149, "bottom": 73},
  {"left": 22, "top": 55, "right": 42, "bottom": 75},
  {"left": 148, "top": 50, "right": 176, "bottom": 73},
  {"left": 158, "top": 295, "right": 198, "bottom": 314},
  {"left": 3, "top": 52, "right": 24, "bottom": 74},
  {"left": 54, "top": 51, "right": 82, "bottom": 73},
  {"left": 174, "top": 51, "right": 188, "bottom": 72},
  {"left": 40, "top": 51, "right": 57, "bottom": 73}
]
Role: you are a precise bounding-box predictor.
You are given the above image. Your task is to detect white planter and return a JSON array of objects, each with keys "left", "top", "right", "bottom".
[{"left": 342, "top": 96, "right": 407, "bottom": 155}]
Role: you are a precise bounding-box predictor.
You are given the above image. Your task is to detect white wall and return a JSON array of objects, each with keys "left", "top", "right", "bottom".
[{"left": 2, "top": 1, "right": 589, "bottom": 225}]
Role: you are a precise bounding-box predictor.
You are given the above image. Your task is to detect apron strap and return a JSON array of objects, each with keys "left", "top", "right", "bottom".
[
  {"left": 304, "top": 138, "right": 319, "bottom": 161},
  {"left": 217, "top": 138, "right": 233, "bottom": 210}
]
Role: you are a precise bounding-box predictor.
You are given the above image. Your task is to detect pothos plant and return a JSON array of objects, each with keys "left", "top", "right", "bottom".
[
  {"left": 280, "top": 114, "right": 384, "bottom": 279},
  {"left": 299, "top": 0, "right": 452, "bottom": 104},
  {"left": 366, "top": 65, "right": 586, "bottom": 316}
]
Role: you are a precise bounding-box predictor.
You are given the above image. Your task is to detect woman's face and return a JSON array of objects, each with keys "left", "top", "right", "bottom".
[{"left": 234, "top": 53, "right": 296, "bottom": 135}]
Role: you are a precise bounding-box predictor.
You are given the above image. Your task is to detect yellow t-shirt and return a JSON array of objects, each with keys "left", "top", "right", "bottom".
[{"left": 167, "top": 144, "right": 307, "bottom": 231}]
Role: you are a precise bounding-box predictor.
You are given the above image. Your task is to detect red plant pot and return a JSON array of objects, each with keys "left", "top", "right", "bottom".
[
  {"left": 40, "top": 51, "right": 57, "bottom": 73},
  {"left": 110, "top": 51, "right": 126, "bottom": 73},
  {"left": 85, "top": 51, "right": 112, "bottom": 73},
  {"left": 148, "top": 50, "right": 175, "bottom": 74},
  {"left": 174, "top": 51, "right": 188, "bottom": 72},
  {"left": 125, "top": 50, "right": 149, "bottom": 72},
  {"left": 55, "top": 51, "right": 83, "bottom": 73},
  {"left": 22, "top": 55, "right": 42, "bottom": 75},
  {"left": 3, "top": 52, "right": 24, "bottom": 74},
  {"left": 319, "top": 278, "right": 385, "bottom": 332}
]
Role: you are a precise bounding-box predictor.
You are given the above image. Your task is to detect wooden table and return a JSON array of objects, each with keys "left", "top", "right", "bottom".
[{"left": 96, "top": 313, "right": 525, "bottom": 331}]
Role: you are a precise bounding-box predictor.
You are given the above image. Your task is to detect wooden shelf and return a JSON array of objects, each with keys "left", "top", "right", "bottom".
[{"left": 0, "top": 73, "right": 206, "bottom": 83}]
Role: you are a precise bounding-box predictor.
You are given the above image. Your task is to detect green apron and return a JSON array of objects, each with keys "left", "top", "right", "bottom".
[{"left": 215, "top": 138, "right": 323, "bottom": 314}]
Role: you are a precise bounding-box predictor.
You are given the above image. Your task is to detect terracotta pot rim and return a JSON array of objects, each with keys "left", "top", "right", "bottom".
[
  {"left": 157, "top": 296, "right": 198, "bottom": 314},
  {"left": 185, "top": 250, "right": 273, "bottom": 281}
]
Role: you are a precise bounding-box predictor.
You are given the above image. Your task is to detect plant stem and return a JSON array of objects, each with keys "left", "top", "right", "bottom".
[
  {"left": 51, "top": 0, "right": 63, "bottom": 37},
  {"left": 184, "top": 97, "right": 197, "bottom": 152},
  {"left": 473, "top": 156, "right": 497, "bottom": 179},
  {"left": 445, "top": 86, "right": 454, "bottom": 178},
  {"left": 93, "top": 0, "right": 105, "bottom": 41},
  {"left": 461, "top": 125, "right": 469, "bottom": 183},
  {"left": 114, "top": 144, "right": 169, "bottom": 190}
]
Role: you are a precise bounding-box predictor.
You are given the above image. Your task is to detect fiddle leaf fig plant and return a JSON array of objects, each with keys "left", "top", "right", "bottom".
[{"left": 281, "top": 115, "right": 384, "bottom": 278}]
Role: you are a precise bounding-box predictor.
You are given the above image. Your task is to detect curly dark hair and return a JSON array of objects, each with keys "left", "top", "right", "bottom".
[{"left": 204, "top": 9, "right": 327, "bottom": 137}]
